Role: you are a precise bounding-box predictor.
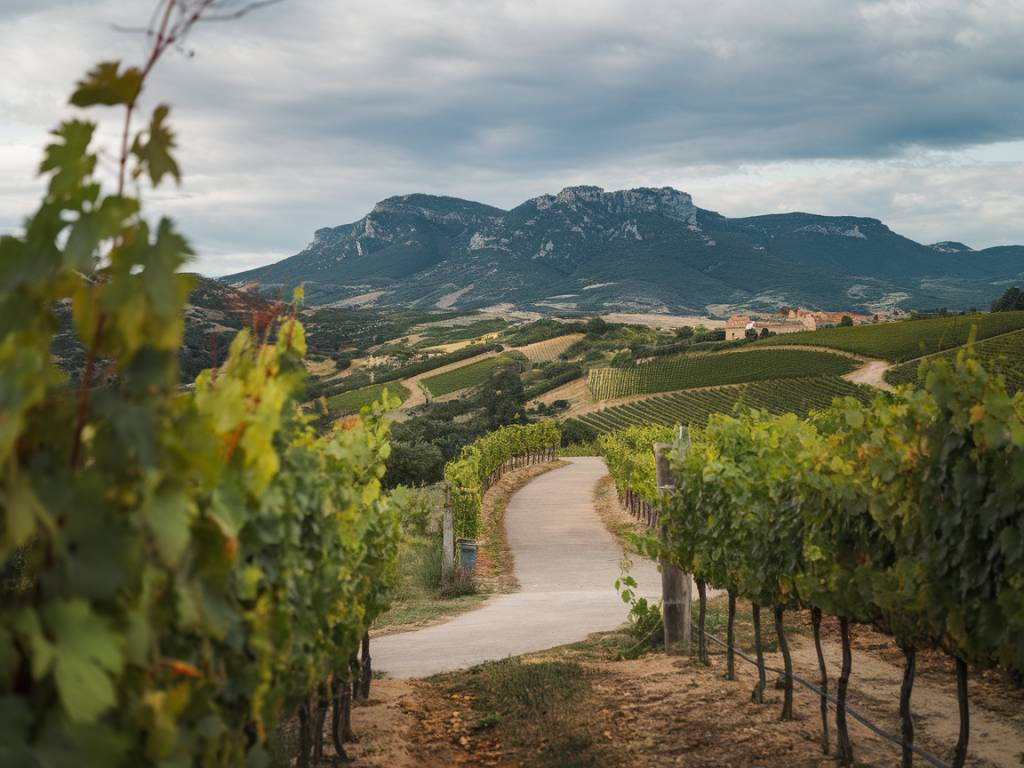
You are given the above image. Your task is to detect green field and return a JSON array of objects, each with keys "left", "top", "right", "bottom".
[
  {"left": 420, "top": 353, "right": 523, "bottom": 397},
  {"left": 586, "top": 348, "right": 856, "bottom": 400},
  {"left": 756, "top": 311, "right": 1024, "bottom": 363},
  {"left": 326, "top": 382, "right": 410, "bottom": 414},
  {"left": 576, "top": 376, "right": 875, "bottom": 433},
  {"left": 885, "top": 328, "right": 1024, "bottom": 392},
  {"left": 415, "top": 317, "right": 507, "bottom": 347}
]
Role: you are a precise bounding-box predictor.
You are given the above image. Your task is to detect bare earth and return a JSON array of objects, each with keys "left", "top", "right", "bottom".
[{"left": 842, "top": 358, "right": 895, "bottom": 391}]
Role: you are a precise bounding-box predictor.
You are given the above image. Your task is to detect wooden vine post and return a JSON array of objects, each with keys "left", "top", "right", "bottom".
[
  {"left": 442, "top": 482, "right": 455, "bottom": 579},
  {"left": 655, "top": 442, "right": 692, "bottom": 655}
]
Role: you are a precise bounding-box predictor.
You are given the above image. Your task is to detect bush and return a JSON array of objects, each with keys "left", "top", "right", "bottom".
[
  {"left": 385, "top": 440, "right": 446, "bottom": 487},
  {"left": 561, "top": 419, "right": 598, "bottom": 446}
]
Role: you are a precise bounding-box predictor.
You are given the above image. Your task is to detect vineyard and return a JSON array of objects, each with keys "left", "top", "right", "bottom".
[
  {"left": 756, "top": 311, "right": 1024, "bottom": 362},
  {"left": 598, "top": 350, "right": 1024, "bottom": 767},
  {"left": 420, "top": 352, "right": 524, "bottom": 397},
  {"left": 575, "top": 376, "right": 873, "bottom": 433},
  {"left": 444, "top": 421, "right": 561, "bottom": 540},
  {"left": 326, "top": 381, "right": 410, "bottom": 414},
  {"left": 885, "top": 328, "right": 1024, "bottom": 392},
  {"left": 586, "top": 348, "right": 856, "bottom": 400},
  {"left": 515, "top": 333, "right": 584, "bottom": 362},
  {"left": 0, "top": 33, "right": 401, "bottom": 767}
]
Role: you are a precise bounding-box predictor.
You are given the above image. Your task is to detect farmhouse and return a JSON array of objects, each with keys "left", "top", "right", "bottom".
[{"left": 724, "top": 313, "right": 816, "bottom": 340}]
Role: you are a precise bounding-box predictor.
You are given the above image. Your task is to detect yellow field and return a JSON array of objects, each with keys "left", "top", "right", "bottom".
[{"left": 516, "top": 333, "right": 584, "bottom": 362}]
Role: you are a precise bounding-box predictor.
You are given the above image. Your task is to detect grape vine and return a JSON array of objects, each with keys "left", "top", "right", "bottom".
[
  {"left": 444, "top": 421, "right": 561, "bottom": 540},
  {"left": 597, "top": 350, "right": 1024, "bottom": 766},
  {"left": 0, "top": 10, "right": 400, "bottom": 765}
]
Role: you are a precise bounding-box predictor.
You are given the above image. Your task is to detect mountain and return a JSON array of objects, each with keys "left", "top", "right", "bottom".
[{"left": 225, "top": 186, "right": 1024, "bottom": 315}]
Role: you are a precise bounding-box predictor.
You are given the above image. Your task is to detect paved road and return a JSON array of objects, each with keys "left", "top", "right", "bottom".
[{"left": 372, "top": 457, "right": 662, "bottom": 678}]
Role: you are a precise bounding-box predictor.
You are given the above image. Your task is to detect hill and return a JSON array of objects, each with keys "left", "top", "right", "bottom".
[{"left": 225, "top": 186, "right": 1024, "bottom": 316}]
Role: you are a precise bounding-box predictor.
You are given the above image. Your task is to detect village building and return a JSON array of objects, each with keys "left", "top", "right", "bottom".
[
  {"left": 724, "top": 313, "right": 816, "bottom": 340},
  {"left": 724, "top": 307, "right": 874, "bottom": 341}
]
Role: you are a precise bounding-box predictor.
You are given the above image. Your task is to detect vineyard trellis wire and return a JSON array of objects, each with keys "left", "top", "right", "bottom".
[
  {"left": 586, "top": 348, "right": 858, "bottom": 400},
  {"left": 577, "top": 375, "right": 873, "bottom": 433},
  {"left": 596, "top": 348, "right": 1024, "bottom": 768}
]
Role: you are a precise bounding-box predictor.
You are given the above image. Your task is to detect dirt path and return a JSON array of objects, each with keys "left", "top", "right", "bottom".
[
  {"left": 396, "top": 349, "right": 499, "bottom": 411},
  {"left": 841, "top": 358, "right": 894, "bottom": 391},
  {"left": 371, "top": 458, "right": 661, "bottom": 677}
]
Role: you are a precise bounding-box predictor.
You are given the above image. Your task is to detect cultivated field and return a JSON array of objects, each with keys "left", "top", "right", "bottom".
[
  {"left": 420, "top": 353, "right": 524, "bottom": 397},
  {"left": 515, "top": 333, "right": 584, "bottom": 362},
  {"left": 885, "top": 327, "right": 1024, "bottom": 392},
  {"left": 575, "top": 376, "right": 873, "bottom": 433},
  {"left": 326, "top": 381, "right": 411, "bottom": 414},
  {"left": 756, "top": 311, "right": 1024, "bottom": 362},
  {"left": 586, "top": 348, "right": 856, "bottom": 400}
]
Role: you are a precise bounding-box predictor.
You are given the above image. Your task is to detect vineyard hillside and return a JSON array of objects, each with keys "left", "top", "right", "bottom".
[
  {"left": 326, "top": 382, "right": 411, "bottom": 414},
  {"left": 755, "top": 311, "right": 1024, "bottom": 362},
  {"left": 516, "top": 333, "right": 584, "bottom": 362},
  {"left": 420, "top": 352, "right": 525, "bottom": 396},
  {"left": 586, "top": 348, "right": 856, "bottom": 400},
  {"left": 574, "top": 376, "right": 874, "bottom": 433},
  {"left": 885, "top": 328, "right": 1024, "bottom": 392}
]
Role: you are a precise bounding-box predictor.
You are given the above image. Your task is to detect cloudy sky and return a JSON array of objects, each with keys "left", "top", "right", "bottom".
[{"left": 2, "top": 0, "right": 1023, "bottom": 275}]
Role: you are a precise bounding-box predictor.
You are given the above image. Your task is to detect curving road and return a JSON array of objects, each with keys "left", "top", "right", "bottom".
[{"left": 372, "top": 457, "right": 662, "bottom": 678}]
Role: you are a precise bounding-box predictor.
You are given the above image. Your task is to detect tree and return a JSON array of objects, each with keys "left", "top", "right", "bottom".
[
  {"left": 561, "top": 419, "right": 598, "bottom": 446},
  {"left": 839, "top": 315, "right": 854, "bottom": 327},
  {"left": 483, "top": 365, "right": 526, "bottom": 428},
  {"left": 991, "top": 286, "right": 1024, "bottom": 312},
  {"left": 384, "top": 441, "right": 445, "bottom": 487}
]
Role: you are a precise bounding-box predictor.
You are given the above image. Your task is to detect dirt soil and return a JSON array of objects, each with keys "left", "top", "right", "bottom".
[{"left": 348, "top": 600, "right": 1024, "bottom": 767}]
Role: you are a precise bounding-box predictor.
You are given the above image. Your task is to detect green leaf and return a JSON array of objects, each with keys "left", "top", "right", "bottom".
[
  {"left": 0, "top": 469, "right": 52, "bottom": 557},
  {"left": 65, "top": 213, "right": 99, "bottom": 271},
  {"left": 143, "top": 486, "right": 193, "bottom": 568},
  {"left": 54, "top": 654, "right": 118, "bottom": 725},
  {"left": 132, "top": 105, "right": 181, "bottom": 186},
  {"left": 40, "top": 120, "right": 96, "bottom": 199},
  {"left": 14, "top": 609, "right": 55, "bottom": 680},
  {"left": 70, "top": 61, "right": 142, "bottom": 107},
  {"left": 42, "top": 600, "right": 125, "bottom": 724}
]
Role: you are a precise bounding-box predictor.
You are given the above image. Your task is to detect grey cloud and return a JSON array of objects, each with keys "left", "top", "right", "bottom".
[{"left": 1, "top": 0, "right": 1022, "bottom": 273}]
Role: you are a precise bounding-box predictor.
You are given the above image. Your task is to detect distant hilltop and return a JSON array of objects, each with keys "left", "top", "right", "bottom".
[{"left": 225, "top": 186, "right": 1024, "bottom": 316}]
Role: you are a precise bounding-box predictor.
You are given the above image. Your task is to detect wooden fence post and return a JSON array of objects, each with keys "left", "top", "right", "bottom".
[
  {"left": 442, "top": 482, "right": 455, "bottom": 579},
  {"left": 655, "top": 442, "right": 692, "bottom": 656}
]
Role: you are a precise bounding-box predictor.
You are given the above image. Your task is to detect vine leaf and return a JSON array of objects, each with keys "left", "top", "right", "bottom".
[
  {"left": 65, "top": 213, "right": 99, "bottom": 271},
  {"left": 132, "top": 105, "right": 181, "bottom": 186},
  {"left": 49, "top": 601, "right": 125, "bottom": 723},
  {"left": 18, "top": 601, "right": 125, "bottom": 723},
  {"left": 142, "top": 486, "right": 192, "bottom": 568},
  {"left": 70, "top": 61, "right": 143, "bottom": 107},
  {"left": 39, "top": 120, "right": 96, "bottom": 199}
]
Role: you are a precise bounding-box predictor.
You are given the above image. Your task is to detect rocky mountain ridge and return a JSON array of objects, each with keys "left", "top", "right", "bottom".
[{"left": 227, "top": 186, "right": 1024, "bottom": 315}]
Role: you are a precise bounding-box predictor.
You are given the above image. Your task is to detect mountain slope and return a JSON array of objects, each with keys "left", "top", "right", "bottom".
[{"left": 225, "top": 186, "right": 1024, "bottom": 315}]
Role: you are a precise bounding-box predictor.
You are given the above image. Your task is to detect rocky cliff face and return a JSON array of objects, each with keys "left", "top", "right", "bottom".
[{"left": 226, "top": 186, "right": 1024, "bottom": 315}]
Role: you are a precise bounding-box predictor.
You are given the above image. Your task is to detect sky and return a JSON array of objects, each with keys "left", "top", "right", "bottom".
[{"left": 2, "top": 0, "right": 1023, "bottom": 275}]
